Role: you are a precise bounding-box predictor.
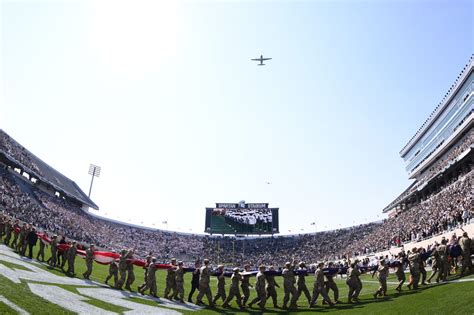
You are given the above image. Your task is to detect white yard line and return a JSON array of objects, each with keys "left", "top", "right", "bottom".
[{"left": 0, "top": 295, "right": 30, "bottom": 315}]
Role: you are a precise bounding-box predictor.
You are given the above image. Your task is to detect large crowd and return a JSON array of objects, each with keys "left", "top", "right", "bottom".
[
  {"left": 0, "top": 131, "right": 42, "bottom": 176},
  {"left": 0, "top": 135, "right": 473, "bottom": 311},
  {"left": 417, "top": 129, "right": 473, "bottom": 186},
  {"left": 0, "top": 167, "right": 204, "bottom": 260},
  {"left": 346, "top": 169, "right": 473, "bottom": 255},
  {"left": 1, "top": 209, "right": 472, "bottom": 310},
  {"left": 1, "top": 162, "right": 472, "bottom": 267}
]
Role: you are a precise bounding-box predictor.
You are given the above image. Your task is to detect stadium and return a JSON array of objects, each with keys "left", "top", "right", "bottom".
[
  {"left": 1, "top": 52, "right": 473, "bottom": 313},
  {"left": 1, "top": 1, "right": 474, "bottom": 314}
]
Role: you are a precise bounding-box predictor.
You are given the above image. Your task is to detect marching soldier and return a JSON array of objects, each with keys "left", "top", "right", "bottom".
[
  {"left": 324, "top": 262, "right": 340, "bottom": 304},
  {"left": 105, "top": 259, "right": 119, "bottom": 287},
  {"left": 196, "top": 259, "right": 214, "bottom": 307},
  {"left": 222, "top": 267, "right": 244, "bottom": 310},
  {"left": 188, "top": 261, "right": 201, "bottom": 303},
  {"left": 57, "top": 236, "right": 67, "bottom": 267},
  {"left": 436, "top": 240, "right": 449, "bottom": 282},
  {"left": 116, "top": 249, "right": 129, "bottom": 289},
  {"left": 266, "top": 266, "right": 280, "bottom": 308},
  {"left": 164, "top": 258, "right": 177, "bottom": 299},
  {"left": 138, "top": 254, "right": 153, "bottom": 292},
  {"left": 212, "top": 265, "right": 227, "bottom": 304},
  {"left": 241, "top": 264, "right": 252, "bottom": 306},
  {"left": 373, "top": 259, "right": 389, "bottom": 298},
  {"left": 248, "top": 265, "right": 267, "bottom": 311},
  {"left": 282, "top": 260, "right": 298, "bottom": 309},
  {"left": 139, "top": 258, "right": 158, "bottom": 298},
  {"left": 394, "top": 257, "right": 406, "bottom": 291},
  {"left": 11, "top": 220, "right": 20, "bottom": 249},
  {"left": 61, "top": 242, "right": 70, "bottom": 271},
  {"left": 460, "top": 232, "right": 472, "bottom": 275},
  {"left": 310, "top": 262, "right": 334, "bottom": 307},
  {"left": 427, "top": 247, "right": 440, "bottom": 283},
  {"left": 4, "top": 219, "right": 12, "bottom": 246},
  {"left": 407, "top": 248, "right": 421, "bottom": 289},
  {"left": 295, "top": 262, "right": 311, "bottom": 305},
  {"left": 82, "top": 244, "right": 95, "bottom": 280},
  {"left": 17, "top": 223, "right": 27, "bottom": 255},
  {"left": 174, "top": 261, "right": 185, "bottom": 302},
  {"left": 67, "top": 241, "right": 77, "bottom": 276},
  {"left": 48, "top": 235, "right": 58, "bottom": 268},
  {"left": 419, "top": 248, "right": 427, "bottom": 285},
  {"left": 36, "top": 232, "right": 48, "bottom": 262},
  {"left": 125, "top": 249, "right": 135, "bottom": 290},
  {"left": 346, "top": 261, "right": 362, "bottom": 303}
]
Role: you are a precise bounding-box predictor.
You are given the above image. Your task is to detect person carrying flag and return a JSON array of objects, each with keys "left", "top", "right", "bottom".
[
  {"left": 196, "top": 259, "right": 214, "bottom": 307},
  {"left": 222, "top": 268, "right": 245, "bottom": 310}
]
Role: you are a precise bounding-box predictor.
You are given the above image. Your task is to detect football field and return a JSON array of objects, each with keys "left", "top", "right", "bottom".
[{"left": 0, "top": 243, "right": 473, "bottom": 314}]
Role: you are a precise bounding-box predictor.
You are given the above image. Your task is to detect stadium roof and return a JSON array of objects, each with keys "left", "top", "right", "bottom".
[
  {"left": 400, "top": 54, "right": 474, "bottom": 157},
  {"left": 0, "top": 129, "right": 99, "bottom": 210}
]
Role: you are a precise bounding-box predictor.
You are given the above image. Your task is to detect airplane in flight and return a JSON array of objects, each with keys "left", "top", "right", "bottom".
[{"left": 251, "top": 55, "right": 272, "bottom": 66}]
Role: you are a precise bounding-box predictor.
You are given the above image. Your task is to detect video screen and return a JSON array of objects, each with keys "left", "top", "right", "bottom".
[{"left": 204, "top": 202, "right": 279, "bottom": 235}]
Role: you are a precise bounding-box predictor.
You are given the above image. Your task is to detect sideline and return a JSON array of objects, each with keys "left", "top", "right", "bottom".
[{"left": 361, "top": 278, "right": 474, "bottom": 285}]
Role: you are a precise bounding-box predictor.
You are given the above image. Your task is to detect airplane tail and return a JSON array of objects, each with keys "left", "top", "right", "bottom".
[{"left": 258, "top": 63, "right": 265, "bottom": 66}]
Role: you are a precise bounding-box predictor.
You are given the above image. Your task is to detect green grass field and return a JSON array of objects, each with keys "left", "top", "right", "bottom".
[{"left": 0, "top": 241, "right": 473, "bottom": 314}]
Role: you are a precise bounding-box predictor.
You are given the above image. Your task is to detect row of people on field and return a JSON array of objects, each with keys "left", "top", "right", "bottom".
[{"left": 0, "top": 216, "right": 472, "bottom": 310}]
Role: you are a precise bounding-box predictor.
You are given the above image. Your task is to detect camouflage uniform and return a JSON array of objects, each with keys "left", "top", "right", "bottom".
[
  {"left": 212, "top": 269, "right": 226, "bottom": 304},
  {"left": 346, "top": 266, "right": 362, "bottom": 302},
  {"left": 125, "top": 251, "right": 135, "bottom": 290},
  {"left": 374, "top": 263, "right": 389, "bottom": 297},
  {"left": 241, "top": 274, "right": 251, "bottom": 306},
  {"left": 282, "top": 263, "right": 298, "bottom": 308},
  {"left": 37, "top": 235, "right": 47, "bottom": 261},
  {"left": 395, "top": 261, "right": 406, "bottom": 291},
  {"left": 67, "top": 245, "right": 77, "bottom": 275},
  {"left": 436, "top": 244, "right": 449, "bottom": 282},
  {"left": 49, "top": 237, "right": 58, "bottom": 267},
  {"left": 427, "top": 250, "right": 440, "bottom": 283},
  {"left": 248, "top": 271, "right": 267, "bottom": 310},
  {"left": 296, "top": 268, "right": 312, "bottom": 304},
  {"left": 164, "top": 265, "right": 177, "bottom": 299},
  {"left": 223, "top": 270, "right": 243, "bottom": 308},
  {"left": 139, "top": 263, "right": 157, "bottom": 297},
  {"left": 174, "top": 265, "right": 185, "bottom": 302},
  {"left": 408, "top": 252, "right": 421, "bottom": 289},
  {"left": 115, "top": 250, "right": 129, "bottom": 289},
  {"left": 196, "top": 264, "right": 214, "bottom": 305},
  {"left": 265, "top": 272, "right": 280, "bottom": 307},
  {"left": 11, "top": 222, "right": 20, "bottom": 248},
  {"left": 460, "top": 235, "right": 472, "bottom": 275},
  {"left": 105, "top": 261, "right": 119, "bottom": 286},
  {"left": 310, "top": 266, "right": 333, "bottom": 306},
  {"left": 4, "top": 220, "right": 12, "bottom": 246},
  {"left": 82, "top": 247, "right": 94, "bottom": 279},
  {"left": 325, "top": 272, "right": 339, "bottom": 302}
]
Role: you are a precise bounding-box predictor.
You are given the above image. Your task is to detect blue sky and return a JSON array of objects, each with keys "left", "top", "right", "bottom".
[{"left": 1, "top": 0, "right": 473, "bottom": 234}]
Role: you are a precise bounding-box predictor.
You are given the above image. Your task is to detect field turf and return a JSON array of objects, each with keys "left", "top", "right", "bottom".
[{"left": 0, "top": 241, "right": 473, "bottom": 314}]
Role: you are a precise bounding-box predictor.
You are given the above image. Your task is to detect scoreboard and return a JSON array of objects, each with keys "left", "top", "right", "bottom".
[{"left": 204, "top": 201, "right": 279, "bottom": 235}]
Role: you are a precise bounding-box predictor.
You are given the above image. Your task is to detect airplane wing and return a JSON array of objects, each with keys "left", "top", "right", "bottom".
[
  {"left": 262, "top": 58, "right": 272, "bottom": 61},
  {"left": 251, "top": 58, "right": 260, "bottom": 61}
]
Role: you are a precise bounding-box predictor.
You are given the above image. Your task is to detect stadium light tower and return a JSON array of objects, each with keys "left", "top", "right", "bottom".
[{"left": 88, "top": 164, "right": 101, "bottom": 198}]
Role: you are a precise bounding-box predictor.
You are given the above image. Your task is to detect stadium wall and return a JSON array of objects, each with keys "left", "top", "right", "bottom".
[{"left": 362, "top": 222, "right": 474, "bottom": 259}]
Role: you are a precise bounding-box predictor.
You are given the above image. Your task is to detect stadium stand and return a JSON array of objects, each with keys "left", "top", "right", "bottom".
[
  {"left": 0, "top": 58, "right": 472, "bottom": 268},
  {"left": 0, "top": 130, "right": 98, "bottom": 210}
]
